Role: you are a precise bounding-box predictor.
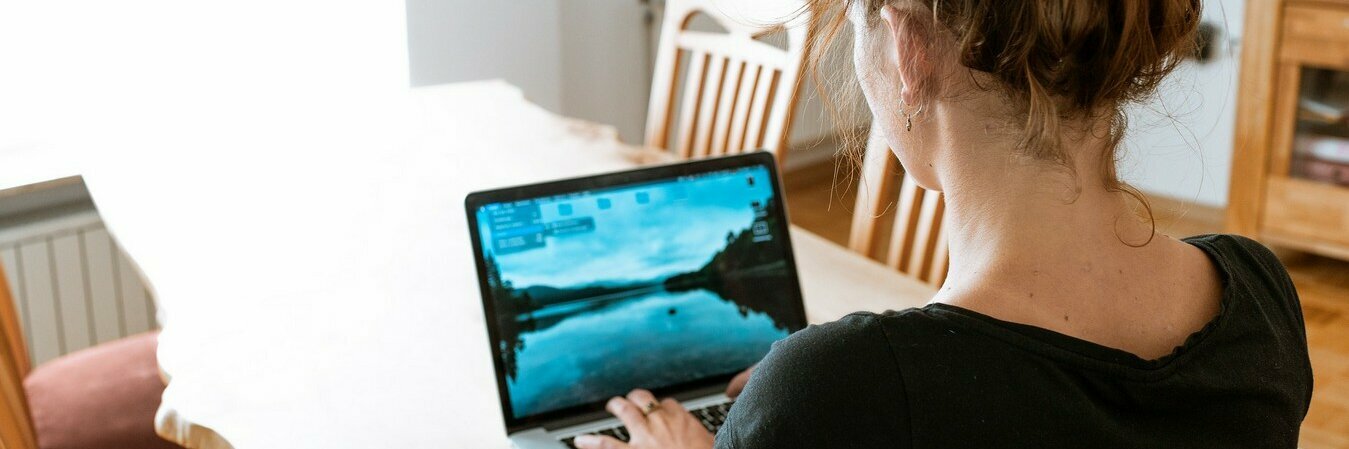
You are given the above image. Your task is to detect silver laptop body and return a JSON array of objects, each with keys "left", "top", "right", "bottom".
[{"left": 465, "top": 153, "right": 807, "bottom": 448}]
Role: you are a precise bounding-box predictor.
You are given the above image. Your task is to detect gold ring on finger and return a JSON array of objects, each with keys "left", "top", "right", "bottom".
[{"left": 640, "top": 400, "right": 660, "bottom": 416}]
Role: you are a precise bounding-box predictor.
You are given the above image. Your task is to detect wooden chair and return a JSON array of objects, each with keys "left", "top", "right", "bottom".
[
  {"left": 1, "top": 261, "right": 38, "bottom": 449},
  {"left": 848, "top": 128, "right": 950, "bottom": 287},
  {"left": 0, "top": 261, "right": 180, "bottom": 449},
  {"left": 644, "top": 0, "right": 810, "bottom": 160}
]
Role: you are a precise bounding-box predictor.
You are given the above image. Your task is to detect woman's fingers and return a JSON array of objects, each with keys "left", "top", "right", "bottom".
[
  {"left": 626, "top": 389, "right": 659, "bottom": 414},
  {"left": 597, "top": 392, "right": 713, "bottom": 449},
  {"left": 605, "top": 396, "right": 650, "bottom": 434},
  {"left": 661, "top": 398, "right": 683, "bottom": 408},
  {"left": 573, "top": 434, "right": 628, "bottom": 449},
  {"left": 626, "top": 389, "right": 668, "bottom": 433},
  {"left": 656, "top": 398, "right": 716, "bottom": 444},
  {"left": 658, "top": 398, "right": 686, "bottom": 417},
  {"left": 726, "top": 364, "right": 756, "bottom": 399},
  {"left": 658, "top": 398, "right": 698, "bottom": 427}
]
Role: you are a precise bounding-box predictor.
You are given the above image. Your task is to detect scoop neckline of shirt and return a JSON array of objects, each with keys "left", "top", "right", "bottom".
[{"left": 919, "top": 234, "right": 1236, "bottom": 378}]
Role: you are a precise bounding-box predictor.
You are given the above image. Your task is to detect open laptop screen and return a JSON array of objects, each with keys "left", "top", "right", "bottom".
[{"left": 466, "top": 153, "right": 806, "bottom": 429}]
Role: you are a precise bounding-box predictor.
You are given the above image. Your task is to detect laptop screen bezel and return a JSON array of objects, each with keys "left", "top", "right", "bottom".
[{"left": 463, "top": 152, "right": 808, "bottom": 434}]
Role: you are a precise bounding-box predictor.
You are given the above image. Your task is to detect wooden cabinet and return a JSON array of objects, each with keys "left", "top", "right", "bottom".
[{"left": 1229, "top": 0, "right": 1349, "bottom": 261}]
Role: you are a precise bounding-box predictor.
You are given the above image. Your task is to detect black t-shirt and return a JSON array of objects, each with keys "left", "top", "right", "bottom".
[{"left": 716, "top": 234, "right": 1312, "bottom": 448}]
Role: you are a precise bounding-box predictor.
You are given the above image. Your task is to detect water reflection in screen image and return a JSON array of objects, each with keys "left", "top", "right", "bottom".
[{"left": 476, "top": 167, "right": 801, "bottom": 419}]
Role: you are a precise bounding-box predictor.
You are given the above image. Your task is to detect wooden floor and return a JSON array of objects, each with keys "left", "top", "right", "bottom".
[{"left": 782, "top": 161, "right": 1349, "bottom": 448}]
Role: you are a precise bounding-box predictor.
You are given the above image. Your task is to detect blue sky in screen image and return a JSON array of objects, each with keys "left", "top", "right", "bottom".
[{"left": 481, "top": 166, "right": 773, "bottom": 289}]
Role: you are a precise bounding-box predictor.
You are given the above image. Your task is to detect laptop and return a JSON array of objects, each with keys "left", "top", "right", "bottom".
[{"left": 465, "top": 152, "right": 808, "bottom": 448}]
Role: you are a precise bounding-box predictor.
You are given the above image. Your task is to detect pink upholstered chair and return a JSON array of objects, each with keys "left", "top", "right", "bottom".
[{"left": 0, "top": 262, "right": 182, "bottom": 449}]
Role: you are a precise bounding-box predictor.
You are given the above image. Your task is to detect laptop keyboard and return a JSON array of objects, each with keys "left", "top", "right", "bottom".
[{"left": 560, "top": 401, "right": 733, "bottom": 448}]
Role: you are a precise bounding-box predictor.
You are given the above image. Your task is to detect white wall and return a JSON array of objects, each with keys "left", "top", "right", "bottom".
[
  {"left": 1120, "top": 0, "right": 1245, "bottom": 207},
  {"left": 406, "top": 1, "right": 654, "bottom": 142},
  {"left": 406, "top": 0, "right": 565, "bottom": 111},
  {"left": 558, "top": 1, "right": 654, "bottom": 144}
]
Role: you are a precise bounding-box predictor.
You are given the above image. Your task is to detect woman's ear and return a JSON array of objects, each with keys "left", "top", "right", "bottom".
[{"left": 878, "top": 4, "right": 935, "bottom": 107}]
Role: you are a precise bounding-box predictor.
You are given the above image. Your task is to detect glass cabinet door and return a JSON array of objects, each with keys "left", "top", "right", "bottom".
[{"left": 1292, "top": 67, "right": 1349, "bottom": 186}]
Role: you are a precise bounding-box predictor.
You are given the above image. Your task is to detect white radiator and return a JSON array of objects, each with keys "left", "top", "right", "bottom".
[{"left": 0, "top": 183, "right": 157, "bottom": 367}]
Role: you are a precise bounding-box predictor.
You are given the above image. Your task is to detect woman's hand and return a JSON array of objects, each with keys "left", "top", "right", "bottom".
[
  {"left": 573, "top": 389, "right": 714, "bottom": 449},
  {"left": 725, "top": 364, "right": 755, "bottom": 399}
]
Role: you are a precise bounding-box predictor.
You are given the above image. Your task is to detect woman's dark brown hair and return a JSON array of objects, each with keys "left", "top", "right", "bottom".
[{"left": 807, "top": 0, "right": 1202, "bottom": 241}]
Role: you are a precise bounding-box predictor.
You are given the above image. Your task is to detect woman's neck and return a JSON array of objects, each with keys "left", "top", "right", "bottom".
[
  {"left": 923, "top": 101, "right": 1157, "bottom": 303},
  {"left": 907, "top": 99, "right": 1225, "bottom": 361}
]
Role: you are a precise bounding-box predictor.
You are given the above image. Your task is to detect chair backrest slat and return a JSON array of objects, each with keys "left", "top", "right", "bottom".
[
  {"left": 849, "top": 128, "right": 950, "bottom": 288},
  {"left": 674, "top": 51, "right": 710, "bottom": 158},
  {"left": 0, "top": 261, "right": 37, "bottom": 449},
  {"left": 692, "top": 54, "right": 728, "bottom": 158},
  {"left": 645, "top": 0, "right": 809, "bottom": 160},
  {"left": 739, "top": 66, "right": 772, "bottom": 152},
  {"left": 709, "top": 57, "right": 744, "bottom": 156},
  {"left": 907, "top": 191, "right": 944, "bottom": 281},
  {"left": 848, "top": 130, "right": 898, "bottom": 255},
  {"left": 748, "top": 68, "right": 781, "bottom": 151},
  {"left": 886, "top": 176, "right": 925, "bottom": 271},
  {"left": 726, "top": 63, "right": 761, "bottom": 154},
  {"left": 927, "top": 220, "right": 950, "bottom": 286}
]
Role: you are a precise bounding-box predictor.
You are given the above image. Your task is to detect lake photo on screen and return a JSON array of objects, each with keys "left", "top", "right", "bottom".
[{"left": 475, "top": 166, "right": 801, "bottom": 419}]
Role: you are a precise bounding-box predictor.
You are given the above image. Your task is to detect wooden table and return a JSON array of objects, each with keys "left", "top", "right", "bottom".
[{"left": 45, "top": 81, "right": 934, "bottom": 449}]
